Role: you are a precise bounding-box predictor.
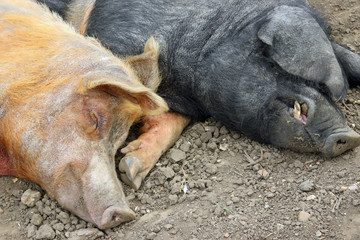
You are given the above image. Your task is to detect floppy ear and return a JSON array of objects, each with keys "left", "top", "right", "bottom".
[
  {"left": 332, "top": 42, "right": 360, "bottom": 86},
  {"left": 80, "top": 69, "right": 168, "bottom": 116},
  {"left": 125, "top": 36, "right": 162, "bottom": 91},
  {"left": 65, "top": 0, "right": 96, "bottom": 35},
  {"left": 258, "top": 6, "right": 346, "bottom": 101}
]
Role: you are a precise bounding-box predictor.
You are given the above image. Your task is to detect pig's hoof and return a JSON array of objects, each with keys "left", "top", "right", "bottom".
[
  {"left": 120, "top": 173, "right": 143, "bottom": 190},
  {"left": 119, "top": 156, "right": 142, "bottom": 190},
  {"left": 119, "top": 156, "right": 140, "bottom": 180}
]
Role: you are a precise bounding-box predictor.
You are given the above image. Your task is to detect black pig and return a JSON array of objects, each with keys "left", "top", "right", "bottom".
[{"left": 39, "top": 0, "right": 360, "bottom": 190}]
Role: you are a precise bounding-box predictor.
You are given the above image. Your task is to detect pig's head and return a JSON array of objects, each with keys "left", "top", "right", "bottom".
[
  {"left": 259, "top": 80, "right": 360, "bottom": 157},
  {"left": 0, "top": 32, "right": 166, "bottom": 228}
]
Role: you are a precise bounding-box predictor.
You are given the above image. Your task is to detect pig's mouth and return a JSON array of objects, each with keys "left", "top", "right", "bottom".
[{"left": 289, "top": 100, "right": 308, "bottom": 124}]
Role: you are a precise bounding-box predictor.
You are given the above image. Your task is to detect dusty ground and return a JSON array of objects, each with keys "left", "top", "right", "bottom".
[{"left": 1, "top": 0, "right": 360, "bottom": 239}]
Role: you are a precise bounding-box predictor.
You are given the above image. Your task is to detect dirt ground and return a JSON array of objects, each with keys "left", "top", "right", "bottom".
[{"left": 1, "top": 0, "right": 360, "bottom": 239}]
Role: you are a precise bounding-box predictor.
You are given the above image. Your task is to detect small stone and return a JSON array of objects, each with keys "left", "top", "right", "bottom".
[
  {"left": 36, "top": 224, "right": 55, "bottom": 239},
  {"left": 257, "top": 169, "right": 269, "bottom": 178},
  {"left": 21, "top": 189, "right": 41, "bottom": 207},
  {"left": 169, "top": 149, "right": 186, "bottom": 162},
  {"left": 43, "top": 206, "right": 52, "bottom": 216},
  {"left": 205, "top": 163, "right": 218, "bottom": 175},
  {"left": 298, "top": 211, "right": 311, "bottom": 222},
  {"left": 266, "top": 192, "right": 275, "bottom": 198},
  {"left": 200, "top": 132, "right": 212, "bottom": 143},
  {"left": 57, "top": 211, "right": 70, "bottom": 224},
  {"left": 353, "top": 199, "right": 360, "bottom": 206},
  {"left": 263, "top": 152, "right": 271, "bottom": 159},
  {"left": 146, "top": 232, "right": 157, "bottom": 240},
  {"left": 159, "top": 167, "right": 175, "bottom": 179},
  {"left": 219, "top": 126, "right": 229, "bottom": 135},
  {"left": 219, "top": 143, "right": 229, "bottom": 151},
  {"left": 179, "top": 143, "right": 190, "bottom": 153},
  {"left": 207, "top": 142, "right": 218, "bottom": 151},
  {"left": 337, "top": 170, "right": 346, "bottom": 178},
  {"left": 348, "top": 184, "right": 358, "bottom": 191},
  {"left": 68, "top": 228, "right": 104, "bottom": 240},
  {"left": 299, "top": 180, "right": 315, "bottom": 192},
  {"left": 53, "top": 222, "right": 65, "bottom": 231},
  {"left": 246, "top": 188, "right": 254, "bottom": 196},
  {"left": 277, "top": 223, "right": 285, "bottom": 231},
  {"left": 224, "top": 232, "right": 230, "bottom": 238},
  {"left": 306, "top": 195, "right": 316, "bottom": 201},
  {"left": 294, "top": 160, "right": 304, "bottom": 169},
  {"left": 164, "top": 224, "right": 173, "bottom": 231},
  {"left": 152, "top": 226, "right": 161, "bottom": 233},
  {"left": 0, "top": 208, "right": 3, "bottom": 214},
  {"left": 316, "top": 231, "right": 322, "bottom": 237},
  {"left": 27, "top": 225, "right": 37, "bottom": 238},
  {"left": 169, "top": 195, "right": 178, "bottom": 205},
  {"left": 31, "top": 214, "right": 43, "bottom": 226}
]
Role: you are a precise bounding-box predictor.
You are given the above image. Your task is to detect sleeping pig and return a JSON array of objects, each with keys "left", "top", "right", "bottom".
[{"left": 0, "top": 0, "right": 167, "bottom": 229}]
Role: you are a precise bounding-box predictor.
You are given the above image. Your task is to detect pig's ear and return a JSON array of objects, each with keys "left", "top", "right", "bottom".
[
  {"left": 81, "top": 75, "right": 168, "bottom": 116},
  {"left": 125, "top": 36, "right": 161, "bottom": 91},
  {"left": 258, "top": 6, "right": 346, "bottom": 101},
  {"left": 65, "top": 0, "right": 96, "bottom": 35}
]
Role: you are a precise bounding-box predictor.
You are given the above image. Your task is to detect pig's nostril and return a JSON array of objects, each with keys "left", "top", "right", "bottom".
[
  {"left": 112, "top": 213, "right": 121, "bottom": 222},
  {"left": 337, "top": 139, "right": 347, "bottom": 146},
  {"left": 98, "top": 206, "right": 136, "bottom": 229}
]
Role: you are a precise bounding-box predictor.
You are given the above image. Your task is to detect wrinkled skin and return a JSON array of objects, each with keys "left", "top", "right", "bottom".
[
  {"left": 40, "top": 0, "right": 360, "bottom": 188},
  {"left": 0, "top": 0, "right": 167, "bottom": 229}
]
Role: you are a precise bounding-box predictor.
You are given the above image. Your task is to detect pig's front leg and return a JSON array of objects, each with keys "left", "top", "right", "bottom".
[{"left": 119, "top": 112, "right": 190, "bottom": 190}]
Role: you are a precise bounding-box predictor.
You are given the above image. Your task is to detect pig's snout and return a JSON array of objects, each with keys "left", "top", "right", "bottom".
[
  {"left": 98, "top": 205, "right": 136, "bottom": 229},
  {"left": 322, "top": 127, "right": 360, "bottom": 157}
]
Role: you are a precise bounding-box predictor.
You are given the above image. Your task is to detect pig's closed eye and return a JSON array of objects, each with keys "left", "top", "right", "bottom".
[{"left": 90, "top": 110, "right": 99, "bottom": 130}]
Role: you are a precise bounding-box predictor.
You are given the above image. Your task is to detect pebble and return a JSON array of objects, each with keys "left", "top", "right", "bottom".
[
  {"left": 146, "top": 232, "right": 157, "bottom": 240},
  {"left": 353, "top": 199, "right": 360, "bottom": 206},
  {"left": 0, "top": 208, "right": 3, "bottom": 214},
  {"left": 169, "top": 149, "right": 186, "bottom": 162},
  {"left": 205, "top": 163, "right": 218, "bottom": 174},
  {"left": 31, "top": 214, "right": 43, "bottom": 226},
  {"left": 164, "top": 224, "right": 173, "bottom": 231},
  {"left": 306, "top": 195, "right": 316, "bottom": 201},
  {"left": 219, "top": 126, "right": 229, "bottom": 135},
  {"left": 159, "top": 167, "right": 175, "bottom": 179},
  {"left": 200, "top": 132, "right": 212, "bottom": 143},
  {"left": 35, "top": 224, "right": 55, "bottom": 240},
  {"left": 57, "top": 211, "right": 71, "bottom": 224},
  {"left": 299, "top": 180, "right": 315, "bottom": 192},
  {"left": 53, "top": 222, "right": 65, "bottom": 231},
  {"left": 293, "top": 160, "right": 304, "bottom": 169},
  {"left": 257, "top": 169, "right": 269, "bottom": 179},
  {"left": 21, "top": 189, "right": 41, "bottom": 207},
  {"left": 277, "top": 223, "right": 285, "bottom": 231},
  {"left": 207, "top": 142, "right": 218, "bottom": 151},
  {"left": 43, "top": 206, "right": 52, "bottom": 216},
  {"left": 316, "top": 231, "right": 322, "bottom": 237},
  {"left": 180, "top": 142, "right": 191, "bottom": 152},
  {"left": 27, "top": 225, "right": 37, "bottom": 238},
  {"left": 169, "top": 195, "right": 178, "bottom": 205},
  {"left": 337, "top": 170, "right": 346, "bottom": 178},
  {"left": 219, "top": 143, "right": 229, "bottom": 151},
  {"left": 298, "top": 211, "right": 311, "bottom": 222},
  {"left": 68, "top": 228, "right": 104, "bottom": 240}
]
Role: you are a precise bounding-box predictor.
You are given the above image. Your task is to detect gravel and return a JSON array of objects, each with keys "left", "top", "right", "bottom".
[{"left": 1, "top": 1, "right": 360, "bottom": 239}]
